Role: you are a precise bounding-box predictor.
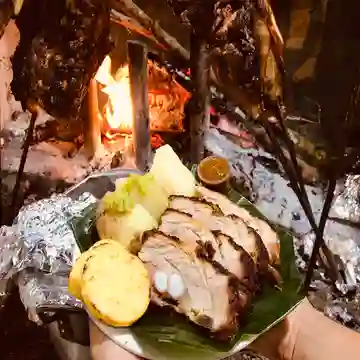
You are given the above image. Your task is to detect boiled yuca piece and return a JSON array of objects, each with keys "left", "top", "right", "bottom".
[
  {"left": 97, "top": 173, "right": 167, "bottom": 252},
  {"left": 81, "top": 243, "right": 150, "bottom": 327},
  {"left": 104, "top": 173, "right": 168, "bottom": 220},
  {"left": 150, "top": 144, "right": 196, "bottom": 197},
  {"left": 97, "top": 204, "right": 157, "bottom": 253},
  {"left": 68, "top": 240, "right": 117, "bottom": 300}
]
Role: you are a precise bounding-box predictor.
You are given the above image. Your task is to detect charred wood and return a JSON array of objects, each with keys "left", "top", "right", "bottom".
[
  {"left": 111, "top": 10, "right": 167, "bottom": 50},
  {"left": 188, "top": 34, "right": 211, "bottom": 164},
  {"left": 11, "top": 0, "right": 112, "bottom": 119},
  {"left": 111, "top": 0, "right": 189, "bottom": 60},
  {"left": 31, "top": 118, "right": 83, "bottom": 145},
  {"left": 127, "top": 40, "right": 151, "bottom": 172}
]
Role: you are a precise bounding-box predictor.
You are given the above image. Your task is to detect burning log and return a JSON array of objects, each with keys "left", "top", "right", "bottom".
[{"left": 127, "top": 40, "right": 151, "bottom": 172}]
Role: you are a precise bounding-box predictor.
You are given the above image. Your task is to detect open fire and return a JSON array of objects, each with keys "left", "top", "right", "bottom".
[{"left": 94, "top": 54, "right": 190, "bottom": 138}]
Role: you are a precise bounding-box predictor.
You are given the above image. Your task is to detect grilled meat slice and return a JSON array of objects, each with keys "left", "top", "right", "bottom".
[
  {"left": 139, "top": 231, "right": 252, "bottom": 337},
  {"left": 169, "top": 196, "right": 269, "bottom": 272},
  {"left": 159, "top": 209, "right": 219, "bottom": 254},
  {"left": 196, "top": 186, "right": 280, "bottom": 264},
  {"left": 169, "top": 195, "right": 224, "bottom": 219},
  {"left": 214, "top": 232, "right": 257, "bottom": 292},
  {"left": 225, "top": 214, "right": 270, "bottom": 273},
  {"left": 159, "top": 209, "right": 257, "bottom": 290}
]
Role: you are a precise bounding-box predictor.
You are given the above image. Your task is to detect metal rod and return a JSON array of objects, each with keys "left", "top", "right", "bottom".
[
  {"left": 127, "top": 40, "right": 151, "bottom": 172},
  {"left": 274, "top": 107, "right": 340, "bottom": 286},
  {"left": 10, "top": 107, "right": 37, "bottom": 220},
  {"left": 304, "top": 177, "right": 337, "bottom": 289},
  {"left": 260, "top": 116, "right": 342, "bottom": 286}
]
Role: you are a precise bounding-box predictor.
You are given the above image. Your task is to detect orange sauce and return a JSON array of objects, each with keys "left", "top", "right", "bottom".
[{"left": 198, "top": 156, "right": 230, "bottom": 184}]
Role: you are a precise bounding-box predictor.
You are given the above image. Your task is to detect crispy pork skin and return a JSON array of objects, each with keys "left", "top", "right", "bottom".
[
  {"left": 213, "top": 232, "right": 258, "bottom": 292},
  {"left": 139, "top": 188, "right": 280, "bottom": 337},
  {"left": 196, "top": 186, "right": 280, "bottom": 264},
  {"left": 159, "top": 209, "right": 257, "bottom": 289},
  {"left": 169, "top": 195, "right": 223, "bottom": 219},
  {"left": 169, "top": 196, "right": 269, "bottom": 272},
  {"left": 138, "top": 231, "right": 251, "bottom": 337},
  {"left": 159, "top": 209, "right": 219, "bottom": 254}
]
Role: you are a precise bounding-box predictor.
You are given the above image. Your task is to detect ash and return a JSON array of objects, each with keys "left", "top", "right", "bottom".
[{"left": 0, "top": 104, "right": 135, "bottom": 226}]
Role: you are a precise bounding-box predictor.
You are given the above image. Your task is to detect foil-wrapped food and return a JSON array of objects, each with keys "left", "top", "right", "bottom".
[{"left": 0, "top": 192, "right": 97, "bottom": 317}]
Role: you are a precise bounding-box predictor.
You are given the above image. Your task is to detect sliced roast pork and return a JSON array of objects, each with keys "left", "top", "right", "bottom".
[
  {"left": 169, "top": 196, "right": 269, "bottom": 272},
  {"left": 196, "top": 186, "right": 280, "bottom": 264},
  {"left": 213, "top": 232, "right": 258, "bottom": 292},
  {"left": 159, "top": 209, "right": 257, "bottom": 290},
  {"left": 168, "top": 195, "right": 224, "bottom": 219},
  {"left": 139, "top": 230, "right": 252, "bottom": 337},
  {"left": 159, "top": 209, "right": 219, "bottom": 255}
]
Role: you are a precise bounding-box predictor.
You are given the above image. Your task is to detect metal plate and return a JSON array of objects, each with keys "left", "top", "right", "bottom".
[{"left": 65, "top": 168, "right": 302, "bottom": 360}]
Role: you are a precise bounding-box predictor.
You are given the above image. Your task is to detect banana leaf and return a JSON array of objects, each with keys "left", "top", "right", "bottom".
[
  {"left": 70, "top": 170, "right": 304, "bottom": 359},
  {"left": 127, "top": 188, "right": 304, "bottom": 359}
]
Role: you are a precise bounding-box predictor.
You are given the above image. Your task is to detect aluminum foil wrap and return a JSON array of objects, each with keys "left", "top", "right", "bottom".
[
  {"left": 17, "top": 270, "right": 83, "bottom": 324},
  {"left": 295, "top": 232, "right": 360, "bottom": 330},
  {"left": 331, "top": 175, "right": 360, "bottom": 224},
  {"left": 0, "top": 192, "right": 97, "bottom": 319}
]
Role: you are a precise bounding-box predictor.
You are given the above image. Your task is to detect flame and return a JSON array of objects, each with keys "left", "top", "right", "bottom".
[{"left": 95, "top": 55, "right": 133, "bottom": 130}]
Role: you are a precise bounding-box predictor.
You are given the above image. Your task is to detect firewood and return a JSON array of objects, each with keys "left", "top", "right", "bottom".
[
  {"left": 111, "top": 10, "right": 166, "bottom": 50},
  {"left": 111, "top": 0, "right": 189, "bottom": 60},
  {"left": 188, "top": 33, "right": 210, "bottom": 164}
]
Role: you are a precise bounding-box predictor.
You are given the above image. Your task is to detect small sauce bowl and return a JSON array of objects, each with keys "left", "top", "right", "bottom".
[{"left": 197, "top": 156, "right": 230, "bottom": 190}]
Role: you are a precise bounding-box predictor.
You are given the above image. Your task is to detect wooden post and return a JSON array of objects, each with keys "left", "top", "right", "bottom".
[
  {"left": 189, "top": 32, "right": 211, "bottom": 165},
  {"left": 127, "top": 40, "right": 151, "bottom": 172},
  {"left": 84, "top": 78, "right": 102, "bottom": 159}
]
